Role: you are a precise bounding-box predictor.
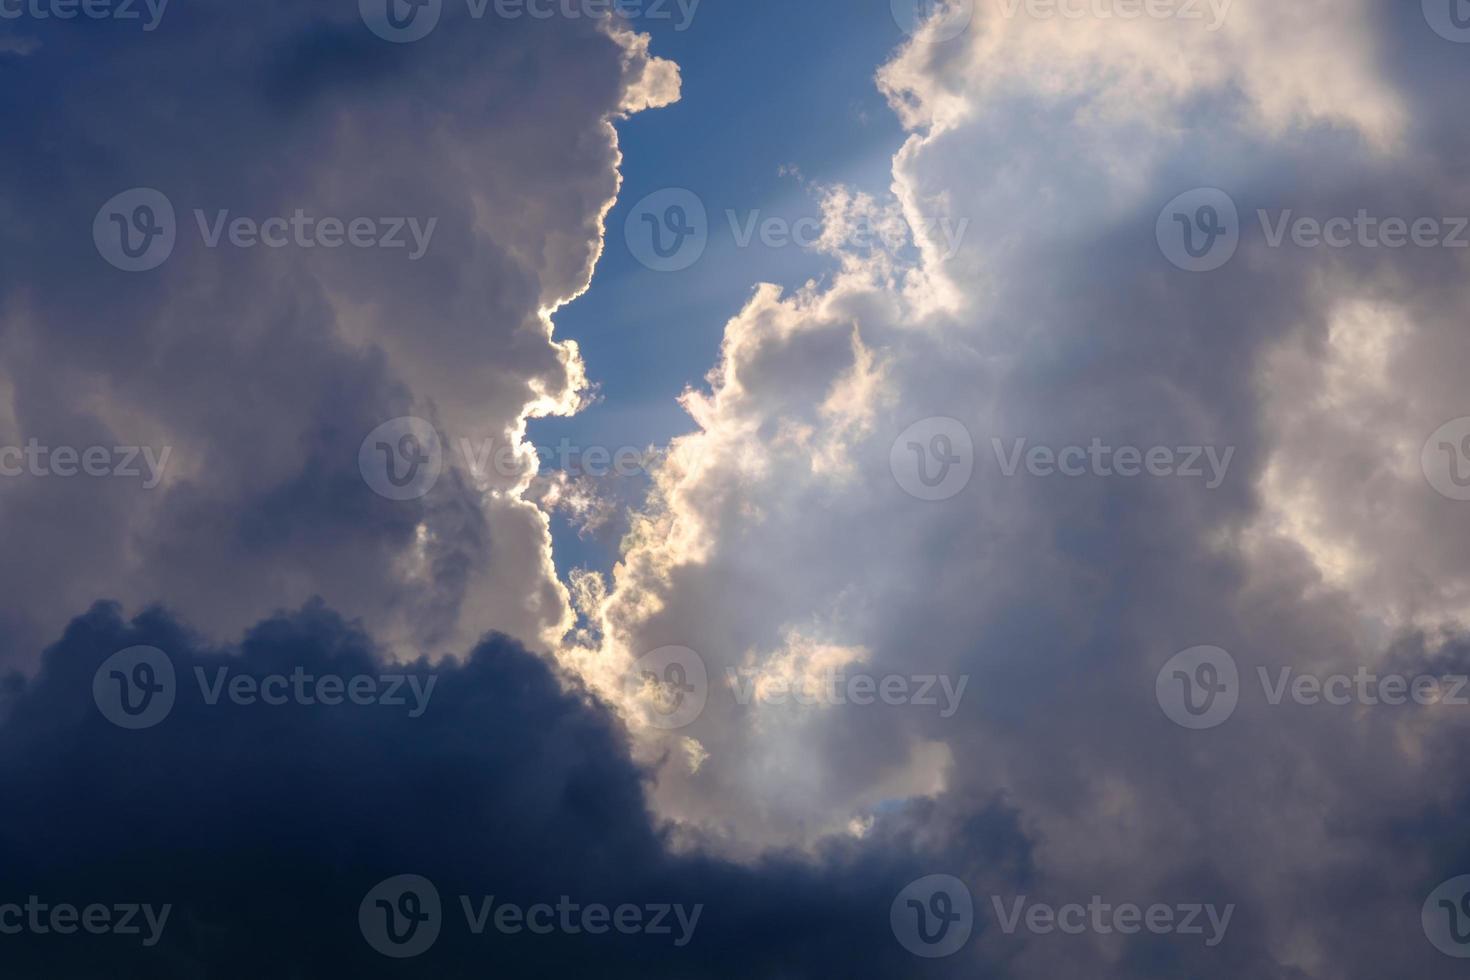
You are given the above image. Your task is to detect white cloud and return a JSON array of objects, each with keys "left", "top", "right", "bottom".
[
  {"left": 558, "top": 3, "right": 1470, "bottom": 974},
  {"left": 0, "top": 12, "right": 678, "bottom": 662}
]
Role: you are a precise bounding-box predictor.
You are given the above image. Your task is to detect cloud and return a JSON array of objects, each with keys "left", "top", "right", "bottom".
[
  {"left": 7, "top": 0, "right": 1470, "bottom": 975},
  {"left": 564, "top": 1, "right": 1470, "bottom": 975},
  {"left": 0, "top": 600, "right": 1032, "bottom": 977},
  {"left": 0, "top": 0, "right": 677, "bottom": 664}
]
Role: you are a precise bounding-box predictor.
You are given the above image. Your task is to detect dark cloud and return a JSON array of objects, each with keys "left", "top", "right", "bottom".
[{"left": 0, "top": 601, "right": 1035, "bottom": 978}]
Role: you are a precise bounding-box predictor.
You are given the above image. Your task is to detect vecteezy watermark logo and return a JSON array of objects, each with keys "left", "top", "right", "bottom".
[
  {"left": 891, "top": 417, "right": 975, "bottom": 502},
  {"left": 0, "top": 440, "right": 172, "bottom": 487},
  {"left": 1157, "top": 188, "right": 1240, "bottom": 272},
  {"left": 726, "top": 669, "right": 969, "bottom": 717},
  {"left": 93, "top": 646, "right": 177, "bottom": 730},
  {"left": 360, "top": 0, "right": 443, "bottom": 42},
  {"left": 1257, "top": 667, "right": 1469, "bottom": 708},
  {"left": 0, "top": 0, "right": 169, "bottom": 31},
  {"left": 1160, "top": 648, "right": 1468, "bottom": 730},
  {"left": 1162, "top": 195, "right": 1470, "bottom": 271},
  {"left": 1425, "top": 876, "right": 1470, "bottom": 957},
  {"left": 994, "top": 0, "right": 1230, "bottom": 29},
  {"left": 989, "top": 896, "right": 1233, "bottom": 946},
  {"left": 624, "top": 646, "right": 708, "bottom": 730},
  {"left": 990, "top": 438, "right": 1234, "bottom": 488},
  {"left": 361, "top": 420, "right": 669, "bottom": 499},
  {"left": 892, "top": 0, "right": 973, "bottom": 40},
  {"left": 192, "top": 210, "right": 437, "bottom": 259},
  {"left": 462, "top": 437, "right": 662, "bottom": 480},
  {"left": 629, "top": 195, "right": 969, "bottom": 272},
  {"left": 94, "top": 647, "right": 439, "bottom": 729},
  {"left": 625, "top": 188, "right": 707, "bottom": 273},
  {"left": 360, "top": 0, "right": 698, "bottom": 41},
  {"left": 361, "top": 877, "right": 702, "bottom": 957},
  {"left": 95, "top": 189, "right": 438, "bottom": 272},
  {"left": 1156, "top": 645, "right": 1239, "bottom": 730},
  {"left": 360, "top": 875, "right": 442, "bottom": 959},
  {"left": 1425, "top": 0, "right": 1470, "bottom": 42},
  {"left": 1422, "top": 417, "right": 1470, "bottom": 501},
  {"left": 0, "top": 898, "right": 172, "bottom": 946},
  {"left": 723, "top": 208, "right": 969, "bottom": 259},
  {"left": 891, "top": 875, "right": 973, "bottom": 958},
  {"left": 461, "top": 895, "right": 702, "bottom": 945},
  {"left": 94, "top": 188, "right": 176, "bottom": 273},
  {"left": 194, "top": 666, "right": 437, "bottom": 717},
  {"left": 1256, "top": 210, "right": 1470, "bottom": 250},
  {"left": 360, "top": 417, "right": 444, "bottom": 501}
]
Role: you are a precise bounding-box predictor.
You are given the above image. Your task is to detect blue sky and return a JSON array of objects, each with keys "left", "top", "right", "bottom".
[{"left": 534, "top": 2, "right": 911, "bottom": 574}]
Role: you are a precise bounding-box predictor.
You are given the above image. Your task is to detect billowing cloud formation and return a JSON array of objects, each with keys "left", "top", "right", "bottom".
[
  {"left": 8, "top": 0, "right": 1470, "bottom": 975},
  {"left": 569, "top": 1, "right": 1470, "bottom": 975},
  {"left": 0, "top": 601, "right": 1037, "bottom": 977},
  {"left": 0, "top": 0, "right": 676, "bottom": 664}
]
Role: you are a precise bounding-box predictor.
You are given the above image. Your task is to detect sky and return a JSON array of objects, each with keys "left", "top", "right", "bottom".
[
  {"left": 533, "top": 2, "right": 909, "bottom": 574},
  {"left": 6, "top": 0, "right": 1470, "bottom": 977}
]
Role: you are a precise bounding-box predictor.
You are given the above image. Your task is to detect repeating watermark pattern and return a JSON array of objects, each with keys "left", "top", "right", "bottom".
[
  {"left": 625, "top": 646, "right": 708, "bottom": 730},
  {"left": 891, "top": 875, "right": 974, "bottom": 958},
  {"left": 1157, "top": 188, "right": 1240, "bottom": 272},
  {"left": 624, "top": 188, "right": 708, "bottom": 272},
  {"left": 0, "top": 0, "right": 168, "bottom": 30},
  {"left": 93, "top": 647, "right": 438, "bottom": 730},
  {"left": 0, "top": 898, "right": 171, "bottom": 947},
  {"left": 726, "top": 668, "right": 969, "bottom": 718},
  {"left": 1257, "top": 210, "right": 1470, "bottom": 251},
  {"left": 1424, "top": 876, "right": 1470, "bottom": 958},
  {"left": 458, "top": 435, "right": 661, "bottom": 481},
  {"left": 1424, "top": 0, "right": 1470, "bottom": 43},
  {"left": 624, "top": 190, "right": 970, "bottom": 273},
  {"left": 93, "top": 188, "right": 176, "bottom": 272},
  {"left": 460, "top": 896, "right": 701, "bottom": 946},
  {"left": 891, "top": 878, "right": 1232, "bottom": 957},
  {"left": 194, "top": 666, "right": 437, "bottom": 717},
  {"left": 359, "top": 418, "right": 444, "bottom": 501},
  {"left": 1422, "top": 417, "right": 1470, "bottom": 501},
  {"left": 891, "top": 0, "right": 974, "bottom": 41},
  {"left": 1157, "top": 646, "right": 1470, "bottom": 730},
  {"left": 624, "top": 648, "right": 967, "bottom": 730},
  {"left": 994, "top": 0, "right": 1231, "bottom": 30},
  {"left": 0, "top": 440, "right": 171, "bottom": 487},
  {"left": 891, "top": 420, "right": 1234, "bottom": 501},
  {"left": 359, "top": 876, "right": 702, "bottom": 958},
  {"left": 1160, "top": 187, "right": 1470, "bottom": 272},
  {"left": 94, "top": 189, "right": 438, "bottom": 272},
  {"left": 360, "top": 875, "right": 442, "bottom": 959},
  {"left": 724, "top": 209, "right": 968, "bottom": 259},
  {"left": 93, "top": 646, "right": 177, "bottom": 731},
  {"left": 192, "top": 210, "right": 437, "bottom": 259},
  {"left": 891, "top": 417, "right": 976, "bottom": 502},
  {"left": 359, "top": 0, "right": 699, "bottom": 44},
  {"left": 1156, "top": 646, "right": 1238, "bottom": 729},
  {"left": 991, "top": 438, "right": 1234, "bottom": 488},
  {"left": 1258, "top": 667, "right": 1469, "bottom": 708},
  {"left": 989, "top": 896, "right": 1233, "bottom": 946},
  {"left": 359, "top": 416, "right": 664, "bottom": 501}
]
